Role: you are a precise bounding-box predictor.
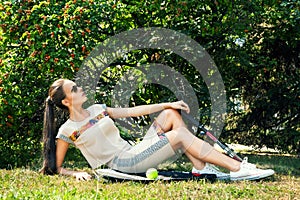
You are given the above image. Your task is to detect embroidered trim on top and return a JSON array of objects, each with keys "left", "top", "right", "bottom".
[
  {"left": 57, "top": 134, "right": 74, "bottom": 144},
  {"left": 69, "top": 111, "right": 108, "bottom": 142}
]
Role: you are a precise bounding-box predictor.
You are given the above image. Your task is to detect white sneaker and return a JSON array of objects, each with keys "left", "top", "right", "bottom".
[
  {"left": 230, "top": 157, "right": 275, "bottom": 181},
  {"left": 192, "top": 163, "right": 230, "bottom": 180}
]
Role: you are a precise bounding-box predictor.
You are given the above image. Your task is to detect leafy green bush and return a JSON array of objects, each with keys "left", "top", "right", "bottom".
[
  {"left": 0, "top": 0, "right": 299, "bottom": 168},
  {"left": 0, "top": 1, "right": 114, "bottom": 168}
]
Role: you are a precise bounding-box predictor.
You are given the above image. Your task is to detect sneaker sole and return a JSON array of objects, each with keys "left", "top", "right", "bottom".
[
  {"left": 231, "top": 169, "right": 275, "bottom": 181},
  {"left": 193, "top": 172, "right": 230, "bottom": 180}
]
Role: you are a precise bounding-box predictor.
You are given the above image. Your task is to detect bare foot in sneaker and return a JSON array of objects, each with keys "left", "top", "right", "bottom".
[{"left": 192, "top": 163, "right": 230, "bottom": 180}]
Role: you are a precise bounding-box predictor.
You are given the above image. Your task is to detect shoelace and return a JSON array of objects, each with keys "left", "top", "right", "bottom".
[{"left": 241, "top": 157, "right": 256, "bottom": 169}]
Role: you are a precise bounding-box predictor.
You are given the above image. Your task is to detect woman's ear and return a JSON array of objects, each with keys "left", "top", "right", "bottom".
[{"left": 62, "top": 99, "right": 70, "bottom": 107}]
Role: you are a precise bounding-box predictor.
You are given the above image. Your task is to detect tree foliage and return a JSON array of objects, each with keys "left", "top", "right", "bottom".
[{"left": 0, "top": 0, "right": 299, "bottom": 168}]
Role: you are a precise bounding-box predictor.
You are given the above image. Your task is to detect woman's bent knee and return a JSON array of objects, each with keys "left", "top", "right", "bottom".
[{"left": 161, "top": 108, "right": 180, "bottom": 118}]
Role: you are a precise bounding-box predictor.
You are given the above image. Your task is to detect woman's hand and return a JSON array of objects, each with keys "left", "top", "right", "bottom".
[
  {"left": 73, "top": 172, "right": 92, "bottom": 181},
  {"left": 168, "top": 100, "right": 190, "bottom": 113}
]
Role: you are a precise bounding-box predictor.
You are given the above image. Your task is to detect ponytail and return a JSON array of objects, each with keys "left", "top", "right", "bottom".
[
  {"left": 40, "top": 97, "right": 57, "bottom": 175},
  {"left": 40, "top": 79, "right": 68, "bottom": 175}
]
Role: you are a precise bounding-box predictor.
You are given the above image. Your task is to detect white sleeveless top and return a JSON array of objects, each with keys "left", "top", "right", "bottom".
[{"left": 56, "top": 104, "right": 132, "bottom": 169}]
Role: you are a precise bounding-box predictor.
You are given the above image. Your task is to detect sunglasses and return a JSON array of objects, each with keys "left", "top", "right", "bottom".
[{"left": 71, "top": 85, "right": 79, "bottom": 93}]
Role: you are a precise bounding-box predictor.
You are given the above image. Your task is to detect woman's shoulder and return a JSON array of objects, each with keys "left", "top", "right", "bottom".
[{"left": 56, "top": 121, "right": 75, "bottom": 143}]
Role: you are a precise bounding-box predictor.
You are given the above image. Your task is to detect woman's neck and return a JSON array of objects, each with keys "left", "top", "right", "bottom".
[{"left": 69, "top": 106, "right": 90, "bottom": 122}]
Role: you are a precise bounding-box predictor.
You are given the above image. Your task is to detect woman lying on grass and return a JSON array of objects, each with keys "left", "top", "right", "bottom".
[{"left": 40, "top": 79, "right": 274, "bottom": 181}]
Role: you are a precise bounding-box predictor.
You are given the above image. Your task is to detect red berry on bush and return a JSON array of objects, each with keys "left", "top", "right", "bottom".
[{"left": 6, "top": 122, "right": 13, "bottom": 127}]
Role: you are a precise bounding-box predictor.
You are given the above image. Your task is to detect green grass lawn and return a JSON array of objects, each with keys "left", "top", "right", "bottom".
[{"left": 1, "top": 154, "right": 299, "bottom": 200}]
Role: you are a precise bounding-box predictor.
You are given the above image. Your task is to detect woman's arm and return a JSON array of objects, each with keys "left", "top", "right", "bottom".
[
  {"left": 56, "top": 139, "right": 91, "bottom": 181},
  {"left": 107, "top": 100, "right": 190, "bottom": 119}
]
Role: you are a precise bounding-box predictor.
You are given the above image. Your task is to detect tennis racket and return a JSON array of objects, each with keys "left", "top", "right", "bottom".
[{"left": 182, "top": 112, "right": 243, "bottom": 162}]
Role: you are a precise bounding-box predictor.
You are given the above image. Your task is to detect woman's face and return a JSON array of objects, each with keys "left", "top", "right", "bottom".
[{"left": 62, "top": 80, "right": 87, "bottom": 107}]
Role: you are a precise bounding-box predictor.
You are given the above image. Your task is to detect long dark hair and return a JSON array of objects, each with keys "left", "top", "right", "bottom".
[{"left": 40, "top": 79, "right": 68, "bottom": 175}]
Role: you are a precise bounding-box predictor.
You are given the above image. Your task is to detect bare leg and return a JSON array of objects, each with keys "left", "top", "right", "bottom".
[
  {"left": 155, "top": 109, "right": 240, "bottom": 172},
  {"left": 154, "top": 109, "right": 205, "bottom": 169}
]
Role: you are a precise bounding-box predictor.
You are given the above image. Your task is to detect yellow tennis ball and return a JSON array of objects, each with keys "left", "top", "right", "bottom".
[{"left": 146, "top": 168, "right": 158, "bottom": 179}]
